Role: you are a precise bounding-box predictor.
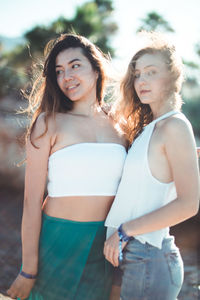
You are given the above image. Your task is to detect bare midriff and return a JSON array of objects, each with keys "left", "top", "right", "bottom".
[{"left": 42, "top": 195, "right": 115, "bottom": 222}]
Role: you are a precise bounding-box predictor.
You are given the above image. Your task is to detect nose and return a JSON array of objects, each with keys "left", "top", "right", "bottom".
[
  {"left": 137, "top": 74, "right": 147, "bottom": 85},
  {"left": 63, "top": 69, "right": 73, "bottom": 81}
]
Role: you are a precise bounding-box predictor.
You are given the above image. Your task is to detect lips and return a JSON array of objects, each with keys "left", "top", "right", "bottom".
[
  {"left": 140, "top": 89, "right": 151, "bottom": 95},
  {"left": 139, "top": 90, "right": 151, "bottom": 96},
  {"left": 66, "top": 83, "right": 80, "bottom": 91}
]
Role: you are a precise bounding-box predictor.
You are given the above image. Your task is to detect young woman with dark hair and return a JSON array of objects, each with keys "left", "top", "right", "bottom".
[{"left": 7, "top": 33, "right": 127, "bottom": 300}]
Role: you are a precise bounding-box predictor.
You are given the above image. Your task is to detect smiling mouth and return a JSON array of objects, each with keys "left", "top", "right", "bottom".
[{"left": 66, "top": 84, "right": 80, "bottom": 91}]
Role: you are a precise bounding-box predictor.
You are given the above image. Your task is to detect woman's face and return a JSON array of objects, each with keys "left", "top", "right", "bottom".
[
  {"left": 55, "top": 47, "right": 98, "bottom": 103},
  {"left": 134, "top": 53, "right": 172, "bottom": 107}
]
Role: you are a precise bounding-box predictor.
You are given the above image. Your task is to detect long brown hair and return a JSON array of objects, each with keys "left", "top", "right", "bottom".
[
  {"left": 25, "top": 33, "right": 109, "bottom": 145},
  {"left": 112, "top": 32, "right": 184, "bottom": 144}
]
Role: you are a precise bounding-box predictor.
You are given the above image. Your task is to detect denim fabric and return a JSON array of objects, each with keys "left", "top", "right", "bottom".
[{"left": 119, "top": 236, "right": 184, "bottom": 300}]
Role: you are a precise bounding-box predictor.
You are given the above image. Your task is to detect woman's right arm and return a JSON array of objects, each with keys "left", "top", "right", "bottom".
[{"left": 7, "top": 114, "right": 55, "bottom": 299}]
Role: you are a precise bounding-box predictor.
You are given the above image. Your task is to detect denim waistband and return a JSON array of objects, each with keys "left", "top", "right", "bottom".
[{"left": 128, "top": 235, "right": 177, "bottom": 253}]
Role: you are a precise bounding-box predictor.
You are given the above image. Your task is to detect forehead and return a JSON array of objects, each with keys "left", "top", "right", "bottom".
[
  {"left": 56, "top": 47, "right": 87, "bottom": 64},
  {"left": 135, "top": 53, "right": 167, "bottom": 70}
]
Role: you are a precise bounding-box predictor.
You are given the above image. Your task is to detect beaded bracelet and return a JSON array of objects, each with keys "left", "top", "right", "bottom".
[
  {"left": 20, "top": 270, "right": 37, "bottom": 279},
  {"left": 117, "top": 224, "right": 132, "bottom": 262}
]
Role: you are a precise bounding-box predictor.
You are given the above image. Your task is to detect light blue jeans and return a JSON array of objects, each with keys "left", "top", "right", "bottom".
[{"left": 119, "top": 236, "right": 184, "bottom": 300}]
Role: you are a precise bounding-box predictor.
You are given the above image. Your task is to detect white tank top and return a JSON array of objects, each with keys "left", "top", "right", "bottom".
[
  {"left": 105, "top": 111, "right": 181, "bottom": 249},
  {"left": 47, "top": 143, "right": 127, "bottom": 197}
]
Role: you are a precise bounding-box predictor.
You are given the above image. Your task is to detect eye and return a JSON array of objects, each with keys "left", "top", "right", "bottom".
[
  {"left": 134, "top": 72, "right": 140, "bottom": 79},
  {"left": 56, "top": 69, "right": 63, "bottom": 76},
  {"left": 72, "top": 64, "right": 80, "bottom": 69},
  {"left": 147, "top": 69, "right": 156, "bottom": 76}
]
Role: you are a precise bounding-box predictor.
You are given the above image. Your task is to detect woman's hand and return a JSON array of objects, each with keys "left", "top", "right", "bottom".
[
  {"left": 104, "top": 231, "right": 127, "bottom": 267},
  {"left": 7, "top": 274, "right": 36, "bottom": 299}
]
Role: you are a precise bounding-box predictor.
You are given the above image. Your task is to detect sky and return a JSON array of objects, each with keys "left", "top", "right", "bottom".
[{"left": 0, "top": 0, "right": 200, "bottom": 70}]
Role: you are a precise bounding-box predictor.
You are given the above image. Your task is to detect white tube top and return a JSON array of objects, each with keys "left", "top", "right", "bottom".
[{"left": 47, "top": 143, "right": 127, "bottom": 197}]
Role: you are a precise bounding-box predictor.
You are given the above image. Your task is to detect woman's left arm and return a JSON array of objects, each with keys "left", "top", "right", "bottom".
[{"left": 104, "top": 117, "right": 200, "bottom": 266}]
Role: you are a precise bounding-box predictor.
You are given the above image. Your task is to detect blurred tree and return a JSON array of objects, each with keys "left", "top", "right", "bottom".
[
  {"left": 25, "top": 26, "right": 56, "bottom": 56},
  {"left": 182, "top": 44, "right": 200, "bottom": 138},
  {"left": 0, "top": 0, "right": 117, "bottom": 100},
  {"left": 137, "top": 11, "right": 174, "bottom": 33},
  {"left": 183, "top": 60, "right": 199, "bottom": 69},
  {"left": 182, "top": 100, "right": 200, "bottom": 138},
  {"left": 0, "top": 59, "right": 26, "bottom": 99},
  {"left": 11, "top": 0, "right": 117, "bottom": 64},
  {"left": 195, "top": 42, "right": 200, "bottom": 57},
  {"left": 4, "top": 44, "right": 32, "bottom": 69},
  {"left": 0, "top": 45, "right": 26, "bottom": 99},
  {"left": 0, "top": 42, "right": 3, "bottom": 56}
]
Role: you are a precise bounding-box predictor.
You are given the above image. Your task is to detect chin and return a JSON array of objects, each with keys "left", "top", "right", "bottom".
[
  {"left": 68, "top": 98, "right": 79, "bottom": 102},
  {"left": 65, "top": 95, "right": 80, "bottom": 102},
  {"left": 140, "top": 98, "right": 151, "bottom": 104}
]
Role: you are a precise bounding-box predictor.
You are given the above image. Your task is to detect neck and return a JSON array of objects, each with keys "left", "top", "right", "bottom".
[
  {"left": 71, "top": 98, "right": 101, "bottom": 117},
  {"left": 150, "top": 94, "right": 178, "bottom": 120}
]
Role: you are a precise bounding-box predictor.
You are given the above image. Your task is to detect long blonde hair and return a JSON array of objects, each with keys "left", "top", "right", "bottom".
[{"left": 112, "top": 32, "right": 184, "bottom": 143}]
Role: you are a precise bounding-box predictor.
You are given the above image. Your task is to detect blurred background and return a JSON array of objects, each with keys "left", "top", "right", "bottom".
[{"left": 0, "top": 0, "right": 199, "bottom": 299}]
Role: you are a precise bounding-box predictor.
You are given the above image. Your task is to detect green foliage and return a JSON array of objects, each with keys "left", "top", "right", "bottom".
[
  {"left": 25, "top": 26, "right": 57, "bottom": 55},
  {"left": 183, "top": 59, "right": 199, "bottom": 69},
  {"left": 0, "top": 63, "right": 25, "bottom": 98},
  {"left": 0, "top": 44, "right": 28, "bottom": 98},
  {"left": 95, "top": 0, "right": 113, "bottom": 11},
  {"left": 182, "top": 99, "right": 200, "bottom": 138},
  {"left": 3, "top": 44, "right": 32, "bottom": 68},
  {"left": 182, "top": 63, "right": 200, "bottom": 138},
  {"left": 0, "top": 0, "right": 117, "bottom": 100},
  {"left": 137, "top": 11, "right": 174, "bottom": 33},
  {"left": 195, "top": 42, "right": 200, "bottom": 57},
  {"left": 20, "top": 0, "right": 116, "bottom": 60}
]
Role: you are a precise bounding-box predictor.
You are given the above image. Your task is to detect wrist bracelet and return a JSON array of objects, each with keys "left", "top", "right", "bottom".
[
  {"left": 118, "top": 224, "right": 132, "bottom": 242},
  {"left": 20, "top": 270, "right": 37, "bottom": 279},
  {"left": 117, "top": 224, "right": 132, "bottom": 262}
]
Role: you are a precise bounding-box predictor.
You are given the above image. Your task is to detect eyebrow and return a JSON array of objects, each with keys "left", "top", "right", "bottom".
[
  {"left": 56, "top": 58, "right": 81, "bottom": 68},
  {"left": 144, "top": 64, "right": 157, "bottom": 68},
  {"left": 135, "top": 64, "right": 157, "bottom": 71}
]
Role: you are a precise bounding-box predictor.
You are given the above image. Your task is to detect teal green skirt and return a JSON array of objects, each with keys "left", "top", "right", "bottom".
[{"left": 23, "top": 213, "right": 113, "bottom": 300}]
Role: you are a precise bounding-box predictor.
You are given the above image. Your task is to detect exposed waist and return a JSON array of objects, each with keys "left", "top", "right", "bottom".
[
  {"left": 43, "top": 195, "right": 114, "bottom": 222},
  {"left": 42, "top": 212, "right": 105, "bottom": 226}
]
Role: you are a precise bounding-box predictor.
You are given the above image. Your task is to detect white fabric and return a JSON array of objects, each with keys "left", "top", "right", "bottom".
[
  {"left": 105, "top": 111, "right": 182, "bottom": 249},
  {"left": 47, "top": 143, "right": 127, "bottom": 197}
]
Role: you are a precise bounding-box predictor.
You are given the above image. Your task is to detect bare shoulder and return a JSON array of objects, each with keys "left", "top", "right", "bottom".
[
  {"left": 31, "top": 112, "right": 57, "bottom": 147},
  {"left": 161, "top": 113, "right": 193, "bottom": 138},
  {"left": 159, "top": 113, "right": 195, "bottom": 148}
]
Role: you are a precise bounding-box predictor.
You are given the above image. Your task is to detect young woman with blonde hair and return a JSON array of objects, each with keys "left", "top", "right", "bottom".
[{"left": 104, "top": 32, "right": 200, "bottom": 300}]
